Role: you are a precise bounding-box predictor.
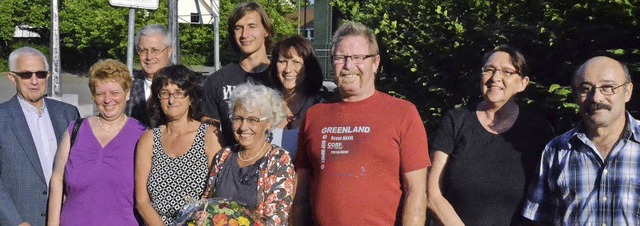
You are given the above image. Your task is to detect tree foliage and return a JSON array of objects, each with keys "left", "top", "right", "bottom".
[
  {"left": 332, "top": 0, "right": 640, "bottom": 133},
  {"left": 0, "top": 0, "right": 51, "bottom": 68}
]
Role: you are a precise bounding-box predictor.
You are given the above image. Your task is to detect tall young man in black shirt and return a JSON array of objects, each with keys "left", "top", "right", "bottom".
[{"left": 202, "top": 2, "right": 274, "bottom": 145}]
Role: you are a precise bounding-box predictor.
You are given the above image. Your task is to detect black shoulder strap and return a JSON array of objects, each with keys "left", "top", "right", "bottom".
[{"left": 70, "top": 118, "right": 84, "bottom": 149}]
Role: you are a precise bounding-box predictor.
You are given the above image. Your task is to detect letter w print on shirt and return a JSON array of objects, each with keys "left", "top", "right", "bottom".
[{"left": 223, "top": 85, "right": 236, "bottom": 100}]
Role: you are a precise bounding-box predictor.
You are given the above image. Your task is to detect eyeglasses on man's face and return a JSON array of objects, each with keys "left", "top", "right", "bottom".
[
  {"left": 481, "top": 66, "right": 520, "bottom": 77},
  {"left": 158, "top": 90, "right": 187, "bottom": 99},
  {"left": 575, "top": 82, "right": 629, "bottom": 96},
  {"left": 11, "top": 71, "right": 48, "bottom": 80},
  {"left": 229, "top": 115, "right": 268, "bottom": 125},
  {"left": 332, "top": 54, "right": 376, "bottom": 65},
  {"left": 137, "top": 46, "right": 169, "bottom": 56}
]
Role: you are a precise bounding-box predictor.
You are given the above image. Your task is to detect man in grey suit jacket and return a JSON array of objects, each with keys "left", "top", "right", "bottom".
[
  {"left": 0, "top": 47, "right": 79, "bottom": 226},
  {"left": 125, "top": 24, "right": 172, "bottom": 128}
]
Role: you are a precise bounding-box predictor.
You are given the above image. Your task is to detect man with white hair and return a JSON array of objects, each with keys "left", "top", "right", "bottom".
[
  {"left": 126, "top": 24, "right": 172, "bottom": 127},
  {"left": 0, "top": 47, "right": 79, "bottom": 226}
]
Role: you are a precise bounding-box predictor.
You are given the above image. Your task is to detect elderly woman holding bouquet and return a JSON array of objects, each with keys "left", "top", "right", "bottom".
[
  {"left": 201, "top": 82, "right": 295, "bottom": 225},
  {"left": 135, "top": 65, "right": 222, "bottom": 225},
  {"left": 48, "top": 59, "right": 147, "bottom": 225}
]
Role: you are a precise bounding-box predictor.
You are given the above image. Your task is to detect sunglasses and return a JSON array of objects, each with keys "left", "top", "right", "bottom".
[{"left": 11, "top": 71, "right": 48, "bottom": 79}]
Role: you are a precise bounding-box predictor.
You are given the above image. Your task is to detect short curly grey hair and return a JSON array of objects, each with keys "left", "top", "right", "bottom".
[{"left": 228, "top": 82, "right": 285, "bottom": 130}]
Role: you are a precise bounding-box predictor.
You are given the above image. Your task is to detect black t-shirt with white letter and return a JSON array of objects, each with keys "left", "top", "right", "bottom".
[{"left": 202, "top": 63, "right": 271, "bottom": 145}]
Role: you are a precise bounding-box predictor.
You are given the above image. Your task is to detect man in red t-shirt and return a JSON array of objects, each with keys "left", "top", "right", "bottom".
[{"left": 293, "top": 21, "right": 430, "bottom": 225}]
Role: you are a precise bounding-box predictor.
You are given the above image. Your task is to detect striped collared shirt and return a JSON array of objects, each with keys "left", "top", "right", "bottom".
[{"left": 523, "top": 112, "right": 640, "bottom": 225}]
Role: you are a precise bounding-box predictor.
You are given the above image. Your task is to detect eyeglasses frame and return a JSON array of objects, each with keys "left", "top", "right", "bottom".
[
  {"left": 137, "top": 46, "right": 169, "bottom": 56},
  {"left": 575, "top": 81, "right": 630, "bottom": 96},
  {"left": 332, "top": 54, "right": 377, "bottom": 65},
  {"left": 481, "top": 66, "right": 520, "bottom": 77},
  {"left": 157, "top": 91, "right": 188, "bottom": 99},
  {"left": 229, "top": 115, "right": 269, "bottom": 125}
]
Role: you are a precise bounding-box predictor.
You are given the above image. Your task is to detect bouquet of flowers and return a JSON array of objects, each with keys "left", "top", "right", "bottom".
[{"left": 173, "top": 198, "right": 263, "bottom": 226}]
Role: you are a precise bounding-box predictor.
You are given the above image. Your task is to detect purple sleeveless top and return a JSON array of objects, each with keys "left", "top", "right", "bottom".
[{"left": 60, "top": 117, "right": 146, "bottom": 226}]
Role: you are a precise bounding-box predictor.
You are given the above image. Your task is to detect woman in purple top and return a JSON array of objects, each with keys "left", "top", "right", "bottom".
[{"left": 48, "top": 59, "right": 146, "bottom": 226}]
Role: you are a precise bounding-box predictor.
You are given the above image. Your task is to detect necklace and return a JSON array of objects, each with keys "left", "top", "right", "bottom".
[
  {"left": 97, "top": 116, "right": 127, "bottom": 133},
  {"left": 238, "top": 141, "right": 269, "bottom": 162}
]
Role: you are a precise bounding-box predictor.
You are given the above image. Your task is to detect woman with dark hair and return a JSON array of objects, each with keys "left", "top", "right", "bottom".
[
  {"left": 135, "top": 65, "right": 222, "bottom": 225},
  {"left": 268, "top": 35, "right": 323, "bottom": 160},
  {"left": 427, "top": 45, "right": 554, "bottom": 225}
]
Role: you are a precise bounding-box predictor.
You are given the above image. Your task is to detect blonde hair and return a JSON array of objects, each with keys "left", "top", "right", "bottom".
[{"left": 88, "top": 59, "right": 132, "bottom": 95}]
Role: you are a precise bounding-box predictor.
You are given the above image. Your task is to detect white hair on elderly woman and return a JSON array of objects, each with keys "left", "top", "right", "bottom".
[{"left": 228, "top": 82, "right": 285, "bottom": 130}]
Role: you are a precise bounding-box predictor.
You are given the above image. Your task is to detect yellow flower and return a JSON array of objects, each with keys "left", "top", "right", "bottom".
[
  {"left": 238, "top": 216, "right": 251, "bottom": 226},
  {"left": 188, "top": 222, "right": 196, "bottom": 226}
]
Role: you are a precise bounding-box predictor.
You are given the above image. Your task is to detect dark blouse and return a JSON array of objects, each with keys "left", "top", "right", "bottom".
[
  {"left": 213, "top": 152, "right": 264, "bottom": 209},
  {"left": 429, "top": 105, "right": 554, "bottom": 225}
]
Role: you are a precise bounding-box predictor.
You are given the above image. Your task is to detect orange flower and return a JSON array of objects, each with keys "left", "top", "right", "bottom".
[
  {"left": 228, "top": 219, "right": 239, "bottom": 226},
  {"left": 213, "top": 214, "right": 228, "bottom": 226}
]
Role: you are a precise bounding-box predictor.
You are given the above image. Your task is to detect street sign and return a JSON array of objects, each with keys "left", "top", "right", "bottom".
[{"left": 109, "top": 0, "right": 159, "bottom": 10}]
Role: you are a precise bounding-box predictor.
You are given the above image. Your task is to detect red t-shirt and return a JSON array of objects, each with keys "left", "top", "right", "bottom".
[{"left": 296, "top": 91, "right": 430, "bottom": 225}]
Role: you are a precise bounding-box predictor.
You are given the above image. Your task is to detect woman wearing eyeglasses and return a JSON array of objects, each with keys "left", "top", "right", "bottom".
[
  {"left": 427, "top": 45, "right": 554, "bottom": 225},
  {"left": 135, "top": 65, "right": 222, "bottom": 225},
  {"left": 48, "top": 59, "right": 147, "bottom": 226},
  {"left": 268, "top": 35, "right": 324, "bottom": 162},
  {"left": 202, "top": 82, "right": 295, "bottom": 225}
]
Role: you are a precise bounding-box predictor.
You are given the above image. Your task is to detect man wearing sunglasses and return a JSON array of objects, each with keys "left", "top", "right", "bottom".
[
  {"left": 126, "top": 24, "right": 172, "bottom": 128},
  {"left": 523, "top": 56, "right": 640, "bottom": 225},
  {"left": 0, "top": 47, "right": 79, "bottom": 226}
]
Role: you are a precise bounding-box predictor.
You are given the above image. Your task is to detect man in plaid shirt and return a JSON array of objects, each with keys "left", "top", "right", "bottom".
[{"left": 522, "top": 56, "right": 640, "bottom": 225}]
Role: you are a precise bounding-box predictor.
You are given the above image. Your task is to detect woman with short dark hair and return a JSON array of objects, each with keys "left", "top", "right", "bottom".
[{"left": 427, "top": 45, "right": 555, "bottom": 225}]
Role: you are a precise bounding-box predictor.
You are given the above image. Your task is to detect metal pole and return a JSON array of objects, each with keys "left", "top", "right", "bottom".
[
  {"left": 168, "top": 0, "right": 179, "bottom": 64},
  {"left": 126, "top": 8, "right": 136, "bottom": 76},
  {"left": 297, "top": 0, "right": 301, "bottom": 35},
  {"left": 214, "top": 14, "right": 220, "bottom": 71},
  {"left": 303, "top": 2, "right": 307, "bottom": 38},
  {"left": 50, "top": 0, "right": 61, "bottom": 98}
]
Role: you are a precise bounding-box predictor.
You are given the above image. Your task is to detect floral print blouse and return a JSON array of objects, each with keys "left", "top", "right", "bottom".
[{"left": 203, "top": 144, "right": 295, "bottom": 225}]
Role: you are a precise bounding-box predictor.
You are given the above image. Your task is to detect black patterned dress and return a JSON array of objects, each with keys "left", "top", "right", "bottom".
[{"left": 147, "top": 123, "right": 210, "bottom": 225}]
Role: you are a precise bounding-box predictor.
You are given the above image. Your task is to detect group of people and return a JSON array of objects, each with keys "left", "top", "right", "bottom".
[
  {"left": 427, "top": 45, "right": 640, "bottom": 226},
  {"left": 1, "top": 1, "right": 639, "bottom": 226}
]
